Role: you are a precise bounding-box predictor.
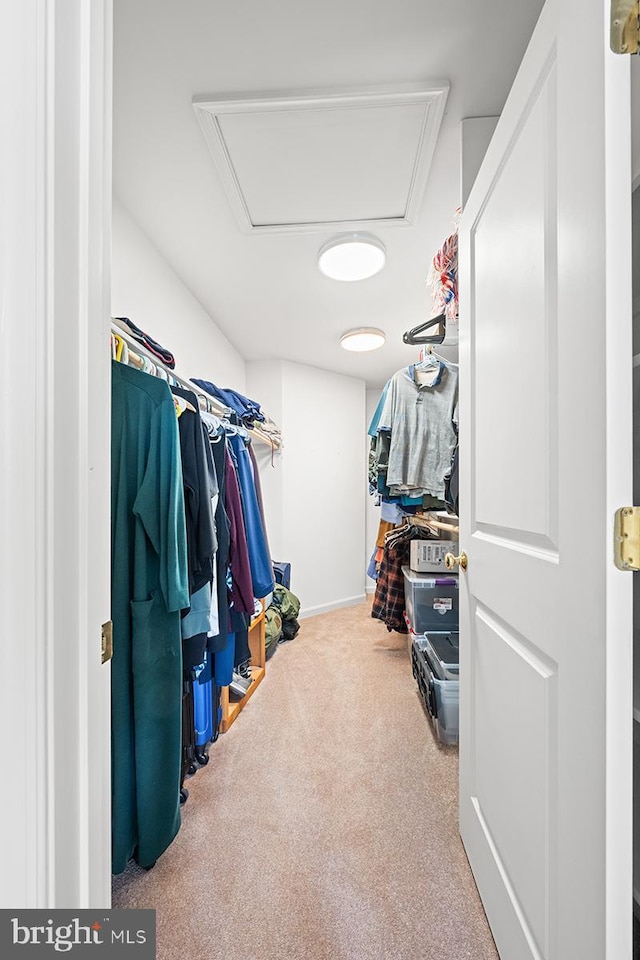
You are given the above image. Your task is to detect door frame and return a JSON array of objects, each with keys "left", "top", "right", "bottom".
[{"left": 0, "top": 0, "right": 113, "bottom": 907}]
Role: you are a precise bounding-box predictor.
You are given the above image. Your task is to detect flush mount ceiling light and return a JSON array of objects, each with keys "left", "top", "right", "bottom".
[
  {"left": 318, "top": 233, "right": 386, "bottom": 281},
  {"left": 340, "top": 327, "right": 386, "bottom": 352}
]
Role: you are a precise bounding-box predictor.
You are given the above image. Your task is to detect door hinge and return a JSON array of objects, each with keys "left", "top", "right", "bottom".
[
  {"left": 101, "top": 620, "right": 113, "bottom": 664},
  {"left": 614, "top": 507, "right": 640, "bottom": 570},
  {"left": 610, "top": 1, "right": 639, "bottom": 53}
]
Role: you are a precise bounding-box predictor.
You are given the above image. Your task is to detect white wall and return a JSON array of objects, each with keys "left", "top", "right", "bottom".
[
  {"left": 246, "top": 361, "right": 285, "bottom": 561},
  {"left": 112, "top": 199, "right": 246, "bottom": 390},
  {"left": 460, "top": 117, "right": 499, "bottom": 207},
  {"left": 365, "top": 388, "right": 383, "bottom": 594},
  {"left": 113, "top": 204, "right": 369, "bottom": 617},
  {"left": 282, "top": 362, "right": 365, "bottom": 616},
  {"left": 248, "top": 360, "right": 367, "bottom": 617}
]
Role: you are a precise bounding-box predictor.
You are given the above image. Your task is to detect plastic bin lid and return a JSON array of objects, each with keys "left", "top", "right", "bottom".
[
  {"left": 425, "top": 632, "right": 459, "bottom": 666},
  {"left": 401, "top": 565, "right": 458, "bottom": 586}
]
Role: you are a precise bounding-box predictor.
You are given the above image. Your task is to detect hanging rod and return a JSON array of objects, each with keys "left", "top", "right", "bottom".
[
  {"left": 408, "top": 514, "right": 460, "bottom": 535},
  {"left": 110, "top": 320, "right": 282, "bottom": 449}
]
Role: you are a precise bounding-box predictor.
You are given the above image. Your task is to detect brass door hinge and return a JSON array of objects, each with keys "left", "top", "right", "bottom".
[
  {"left": 611, "top": 1, "right": 639, "bottom": 53},
  {"left": 614, "top": 507, "right": 640, "bottom": 570},
  {"left": 101, "top": 620, "right": 113, "bottom": 664}
]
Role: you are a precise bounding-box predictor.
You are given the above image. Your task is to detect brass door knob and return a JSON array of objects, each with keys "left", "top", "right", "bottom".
[{"left": 444, "top": 551, "right": 467, "bottom": 571}]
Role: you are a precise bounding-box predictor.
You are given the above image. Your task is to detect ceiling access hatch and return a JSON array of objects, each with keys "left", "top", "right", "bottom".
[{"left": 193, "top": 83, "right": 449, "bottom": 235}]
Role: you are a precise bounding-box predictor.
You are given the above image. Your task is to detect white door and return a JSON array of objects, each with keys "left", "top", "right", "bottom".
[{"left": 458, "top": 1, "right": 633, "bottom": 958}]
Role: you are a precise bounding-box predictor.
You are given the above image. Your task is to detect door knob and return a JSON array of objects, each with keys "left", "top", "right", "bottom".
[{"left": 444, "top": 551, "right": 467, "bottom": 571}]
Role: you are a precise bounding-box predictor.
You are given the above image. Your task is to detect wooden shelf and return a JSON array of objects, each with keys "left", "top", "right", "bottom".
[{"left": 220, "top": 600, "right": 267, "bottom": 733}]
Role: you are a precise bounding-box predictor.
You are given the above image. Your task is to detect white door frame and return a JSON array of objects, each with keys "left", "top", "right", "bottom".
[{"left": 0, "top": 0, "right": 113, "bottom": 907}]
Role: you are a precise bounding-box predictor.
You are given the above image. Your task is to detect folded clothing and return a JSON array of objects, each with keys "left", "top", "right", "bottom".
[
  {"left": 192, "top": 378, "right": 265, "bottom": 427},
  {"left": 116, "top": 317, "right": 176, "bottom": 369}
]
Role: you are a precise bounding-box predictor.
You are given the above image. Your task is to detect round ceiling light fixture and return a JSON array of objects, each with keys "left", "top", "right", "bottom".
[
  {"left": 340, "top": 327, "right": 386, "bottom": 352},
  {"left": 318, "top": 233, "right": 386, "bottom": 282}
]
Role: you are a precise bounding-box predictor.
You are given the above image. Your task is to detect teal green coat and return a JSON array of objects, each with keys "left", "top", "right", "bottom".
[{"left": 111, "top": 362, "right": 189, "bottom": 874}]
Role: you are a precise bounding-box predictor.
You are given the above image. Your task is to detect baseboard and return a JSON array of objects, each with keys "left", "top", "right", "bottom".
[
  {"left": 299, "top": 594, "right": 366, "bottom": 619},
  {"left": 365, "top": 585, "right": 376, "bottom": 594}
]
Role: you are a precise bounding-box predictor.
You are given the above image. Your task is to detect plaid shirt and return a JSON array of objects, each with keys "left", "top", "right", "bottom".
[{"left": 371, "top": 531, "right": 410, "bottom": 633}]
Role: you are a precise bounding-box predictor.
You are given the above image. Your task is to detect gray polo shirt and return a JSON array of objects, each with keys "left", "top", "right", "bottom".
[{"left": 378, "top": 362, "right": 458, "bottom": 498}]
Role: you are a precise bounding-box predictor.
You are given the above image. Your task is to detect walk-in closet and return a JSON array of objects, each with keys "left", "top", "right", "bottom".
[{"left": 3, "top": 2, "right": 640, "bottom": 960}]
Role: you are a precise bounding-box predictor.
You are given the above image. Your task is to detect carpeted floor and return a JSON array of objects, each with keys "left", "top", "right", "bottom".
[{"left": 112, "top": 601, "right": 498, "bottom": 960}]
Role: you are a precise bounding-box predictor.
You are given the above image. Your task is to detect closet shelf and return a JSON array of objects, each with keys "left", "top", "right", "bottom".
[
  {"left": 223, "top": 665, "right": 266, "bottom": 730},
  {"left": 111, "top": 319, "right": 282, "bottom": 449},
  {"left": 220, "top": 597, "right": 267, "bottom": 733}
]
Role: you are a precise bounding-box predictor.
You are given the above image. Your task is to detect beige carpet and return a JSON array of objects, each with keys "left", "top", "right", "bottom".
[{"left": 112, "top": 601, "right": 498, "bottom": 960}]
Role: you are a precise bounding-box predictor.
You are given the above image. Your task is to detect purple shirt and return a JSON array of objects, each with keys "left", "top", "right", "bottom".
[{"left": 224, "top": 448, "right": 254, "bottom": 615}]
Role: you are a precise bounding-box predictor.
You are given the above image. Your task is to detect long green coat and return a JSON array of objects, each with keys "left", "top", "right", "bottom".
[{"left": 111, "top": 362, "right": 189, "bottom": 874}]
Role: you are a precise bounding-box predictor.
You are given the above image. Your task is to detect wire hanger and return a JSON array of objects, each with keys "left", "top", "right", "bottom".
[{"left": 402, "top": 312, "right": 446, "bottom": 346}]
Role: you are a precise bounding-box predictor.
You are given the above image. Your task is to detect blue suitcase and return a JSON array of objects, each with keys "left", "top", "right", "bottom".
[{"left": 193, "top": 657, "right": 221, "bottom": 766}]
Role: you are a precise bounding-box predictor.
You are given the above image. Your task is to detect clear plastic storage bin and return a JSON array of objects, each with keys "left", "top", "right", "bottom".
[
  {"left": 411, "top": 636, "right": 459, "bottom": 745},
  {"left": 421, "top": 632, "right": 459, "bottom": 680},
  {"left": 402, "top": 566, "right": 459, "bottom": 634}
]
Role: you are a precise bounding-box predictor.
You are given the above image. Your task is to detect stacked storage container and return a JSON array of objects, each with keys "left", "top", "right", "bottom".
[{"left": 403, "top": 532, "right": 460, "bottom": 744}]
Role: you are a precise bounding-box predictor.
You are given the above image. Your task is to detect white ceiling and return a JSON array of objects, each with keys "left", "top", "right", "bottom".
[{"left": 113, "top": 0, "right": 544, "bottom": 388}]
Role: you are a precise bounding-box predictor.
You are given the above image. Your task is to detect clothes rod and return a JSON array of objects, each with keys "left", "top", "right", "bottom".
[
  {"left": 408, "top": 514, "right": 460, "bottom": 535},
  {"left": 110, "top": 320, "right": 281, "bottom": 449}
]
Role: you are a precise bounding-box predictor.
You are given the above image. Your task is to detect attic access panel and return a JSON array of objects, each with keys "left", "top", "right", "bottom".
[{"left": 193, "top": 84, "right": 449, "bottom": 234}]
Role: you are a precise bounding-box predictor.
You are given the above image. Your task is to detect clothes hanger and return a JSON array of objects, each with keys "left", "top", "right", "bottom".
[
  {"left": 200, "top": 408, "right": 223, "bottom": 430},
  {"left": 176, "top": 395, "right": 197, "bottom": 414},
  {"left": 414, "top": 347, "right": 441, "bottom": 368},
  {"left": 167, "top": 378, "right": 197, "bottom": 413},
  {"left": 112, "top": 333, "right": 125, "bottom": 362},
  {"left": 173, "top": 394, "right": 197, "bottom": 416},
  {"left": 173, "top": 395, "right": 188, "bottom": 418},
  {"left": 402, "top": 312, "right": 446, "bottom": 346},
  {"left": 428, "top": 348, "right": 459, "bottom": 368},
  {"left": 127, "top": 348, "right": 145, "bottom": 371}
]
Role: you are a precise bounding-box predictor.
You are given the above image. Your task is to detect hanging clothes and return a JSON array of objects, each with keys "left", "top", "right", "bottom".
[
  {"left": 204, "top": 421, "right": 231, "bottom": 653},
  {"left": 371, "top": 524, "right": 442, "bottom": 632},
  {"left": 248, "top": 441, "right": 273, "bottom": 565},
  {"left": 228, "top": 432, "right": 275, "bottom": 600},
  {"left": 111, "top": 361, "right": 189, "bottom": 874},
  {"left": 377, "top": 362, "right": 458, "bottom": 500},
  {"left": 371, "top": 526, "right": 412, "bottom": 633},
  {"left": 224, "top": 446, "right": 254, "bottom": 616},
  {"left": 170, "top": 385, "right": 216, "bottom": 596},
  {"left": 171, "top": 385, "right": 218, "bottom": 670}
]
